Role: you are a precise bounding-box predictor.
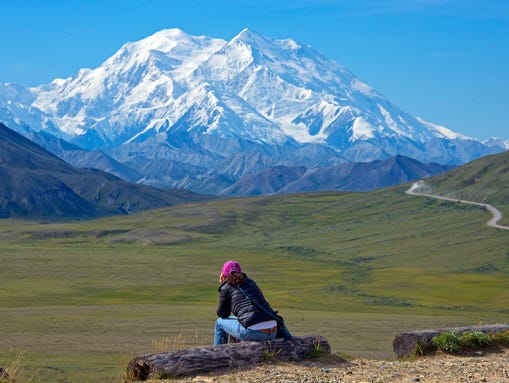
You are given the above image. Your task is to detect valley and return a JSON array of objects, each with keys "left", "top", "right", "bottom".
[{"left": 0, "top": 183, "right": 507, "bottom": 381}]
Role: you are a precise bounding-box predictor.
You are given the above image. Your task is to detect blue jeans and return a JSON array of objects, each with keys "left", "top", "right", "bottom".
[{"left": 213, "top": 316, "right": 277, "bottom": 346}]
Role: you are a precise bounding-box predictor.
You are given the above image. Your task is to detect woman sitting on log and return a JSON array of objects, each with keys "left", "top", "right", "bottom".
[{"left": 214, "top": 260, "right": 280, "bottom": 346}]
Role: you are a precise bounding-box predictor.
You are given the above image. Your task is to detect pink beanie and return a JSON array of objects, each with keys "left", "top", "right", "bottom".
[{"left": 221, "top": 260, "right": 242, "bottom": 276}]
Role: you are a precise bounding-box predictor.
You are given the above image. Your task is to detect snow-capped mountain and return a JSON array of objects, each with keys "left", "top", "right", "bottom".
[
  {"left": 0, "top": 28, "right": 505, "bottom": 194},
  {"left": 29, "top": 29, "right": 226, "bottom": 145},
  {"left": 482, "top": 137, "right": 509, "bottom": 150}
]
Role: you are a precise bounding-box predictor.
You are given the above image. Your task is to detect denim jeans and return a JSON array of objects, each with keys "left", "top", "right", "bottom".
[{"left": 213, "top": 316, "right": 277, "bottom": 346}]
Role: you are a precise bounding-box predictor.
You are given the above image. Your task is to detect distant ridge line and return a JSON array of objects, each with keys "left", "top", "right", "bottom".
[{"left": 406, "top": 181, "right": 509, "bottom": 231}]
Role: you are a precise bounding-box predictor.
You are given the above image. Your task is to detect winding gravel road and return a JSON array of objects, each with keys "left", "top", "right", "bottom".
[{"left": 406, "top": 181, "right": 509, "bottom": 231}]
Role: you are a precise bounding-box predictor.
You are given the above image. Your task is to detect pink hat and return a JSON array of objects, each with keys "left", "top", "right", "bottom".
[{"left": 221, "top": 260, "right": 242, "bottom": 276}]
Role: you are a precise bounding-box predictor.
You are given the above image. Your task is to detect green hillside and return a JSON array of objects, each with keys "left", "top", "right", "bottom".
[
  {"left": 427, "top": 150, "right": 509, "bottom": 222},
  {"left": 0, "top": 171, "right": 508, "bottom": 381}
]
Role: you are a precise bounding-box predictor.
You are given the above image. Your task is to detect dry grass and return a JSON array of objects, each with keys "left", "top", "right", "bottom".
[
  {"left": 152, "top": 333, "right": 210, "bottom": 353},
  {"left": 0, "top": 351, "right": 41, "bottom": 383},
  {"left": 152, "top": 334, "right": 186, "bottom": 353}
]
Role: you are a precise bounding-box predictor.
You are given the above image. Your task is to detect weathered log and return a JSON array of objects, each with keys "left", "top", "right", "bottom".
[
  {"left": 393, "top": 324, "right": 509, "bottom": 358},
  {"left": 0, "top": 368, "right": 9, "bottom": 381},
  {"left": 126, "top": 335, "right": 330, "bottom": 381}
]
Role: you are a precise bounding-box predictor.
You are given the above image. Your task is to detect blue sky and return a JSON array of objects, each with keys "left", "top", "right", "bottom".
[{"left": 1, "top": 0, "right": 508, "bottom": 139}]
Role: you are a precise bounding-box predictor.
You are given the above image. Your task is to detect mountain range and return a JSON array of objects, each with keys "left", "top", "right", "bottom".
[
  {"left": 0, "top": 123, "right": 212, "bottom": 218},
  {"left": 221, "top": 155, "right": 455, "bottom": 196},
  {"left": 0, "top": 28, "right": 506, "bottom": 195},
  {"left": 0, "top": 122, "right": 456, "bottom": 217}
]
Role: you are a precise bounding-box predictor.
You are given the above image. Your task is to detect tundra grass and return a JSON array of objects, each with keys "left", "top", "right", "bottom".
[
  {"left": 0, "top": 186, "right": 508, "bottom": 381},
  {"left": 0, "top": 305, "right": 504, "bottom": 382}
]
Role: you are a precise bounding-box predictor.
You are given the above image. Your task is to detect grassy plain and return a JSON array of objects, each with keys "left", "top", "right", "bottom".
[{"left": 0, "top": 185, "right": 507, "bottom": 381}]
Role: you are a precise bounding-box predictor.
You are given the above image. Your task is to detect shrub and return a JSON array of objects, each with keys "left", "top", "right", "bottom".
[
  {"left": 432, "top": 331, "right": 461, "bottom": 353},
  {"left": 492, "top": 330, "right": 509, "bottom": 346},
  {"left": 306, "top": 340, "right": 326, "bottom": 359},
  {"left": 431, "top": 330, "right": 503, "bottom": 354},
  {"left": 459, "top": 331, "right": 492, "bottom": 349}
]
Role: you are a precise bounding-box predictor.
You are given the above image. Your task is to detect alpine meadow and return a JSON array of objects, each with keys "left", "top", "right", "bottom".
[{"left": 0, "top": 151, "right": 508, "bottom": 381}]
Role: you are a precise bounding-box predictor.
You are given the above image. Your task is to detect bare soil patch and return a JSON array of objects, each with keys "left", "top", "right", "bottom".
[{"left": 155, "top": 348, "right": 508, "bottom": 383}]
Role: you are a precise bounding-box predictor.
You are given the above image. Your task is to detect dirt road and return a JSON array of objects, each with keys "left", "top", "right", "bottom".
[{"left": 406, "top": 181, "right": 509, "bottom": 231}]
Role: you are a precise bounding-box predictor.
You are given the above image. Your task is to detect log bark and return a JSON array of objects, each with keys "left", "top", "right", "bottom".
[
  {"left": 0, "top": 368, "right": 9, "bottom": 381},
  {"left": 126, "top": 335, "right": 330, "bottom": 381},
  {"left": 393, "top": 324, "right": 509, "bottom": 358}
]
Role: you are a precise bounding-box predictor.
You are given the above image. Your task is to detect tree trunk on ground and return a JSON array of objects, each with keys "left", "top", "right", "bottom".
[
  {"left": 126, "top": 335, "right": 330, "bottom": 381},
  {"left": 0, "top": 368, "right": 9, "bottom": 381},
  {"left": 393, "top": 324, "right": 509, "bottom": 358}
]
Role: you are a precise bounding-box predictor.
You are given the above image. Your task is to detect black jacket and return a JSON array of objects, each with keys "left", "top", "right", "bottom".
[{"left": 216, "top": 274, "right": 275, "bottom": 328}]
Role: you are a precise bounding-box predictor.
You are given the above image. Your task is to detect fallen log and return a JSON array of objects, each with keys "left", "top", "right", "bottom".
[
  {"left": 126, "top": 335, "right": 330, "bottom": 381},
  {"left": 393, "top": 324, "right": 509, "bottom": 358},
  {"left": 0, "top": 368, "right": 9, "bottom": 381}
]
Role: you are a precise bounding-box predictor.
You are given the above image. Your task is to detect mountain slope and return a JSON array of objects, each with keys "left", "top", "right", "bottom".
[
  {"left": 221, "top": 155, "right": 455, "bottom": 196},
  {"left": 0, "top": 28, "right": 505, "bottom": 194},
  {"left": 0, "top": 123, "right": 96, "bottom": 217},
  {"left": 425, "top": 149, "right": 509, "bottom": 209},
  {"left": 0, "top": 123, "right": 212, "bottom": 218},
  {"left": 26, "top": 130, "right": 144, "bottom": 182}
]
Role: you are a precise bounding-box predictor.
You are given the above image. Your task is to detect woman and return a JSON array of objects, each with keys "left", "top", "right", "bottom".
[{"left": 214, "top": 260, "right": 278, "bottom": 346}]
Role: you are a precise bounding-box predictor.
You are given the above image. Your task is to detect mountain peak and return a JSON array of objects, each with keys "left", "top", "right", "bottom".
[
  {"left": 231, "top": 27, "right": 275, "bottom": 50},
  {"left": 235, "top": 27, "right": 262, "bottom": 39},
  {"left": 124, "top": 28, "right": 225, "bottom": 56},
  {"left": 157, "top": 27, "right": 188, "bottom": 38}
]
